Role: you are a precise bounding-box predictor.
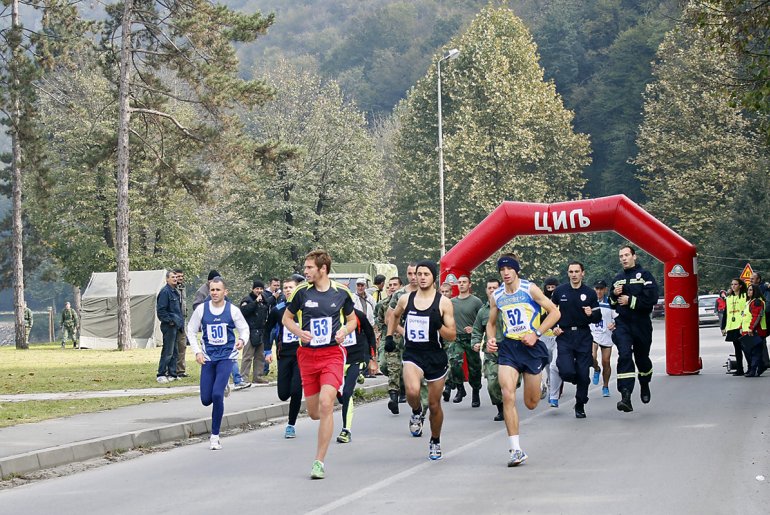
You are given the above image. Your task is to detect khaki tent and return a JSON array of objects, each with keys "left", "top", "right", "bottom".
[{"left": 80, "top": 270, "right": 167, "bottom": 349}]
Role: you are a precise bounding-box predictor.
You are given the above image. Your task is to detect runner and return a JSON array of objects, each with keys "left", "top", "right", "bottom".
[
  {"left": 551, "top": 262, "right": 601, "bottom": 419},
  {"left": 609, "top": 245, "right": 658, "bottom": 412},
  {"left": 486, "top": 253, "right": 560, "bottom": 466},
  {"left": 336, "top": 308, "right": 377, "bottom": 443},
  {"left": 386, "top": 260, "right": 456, "bottom": 460},
  {"left": 186, "top": 277, "right": 249, "bottom": 451},
  {"left": 263, "top": 276, "right": 303, "bottom": 438},
  {"left": 282, "top": 250, "right": 356, "bottom": 480},
  {"left": 590, "top": 280, "right": 615, "bottom": 397}
]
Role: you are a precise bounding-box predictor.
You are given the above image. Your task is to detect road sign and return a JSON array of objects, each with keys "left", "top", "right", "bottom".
[{"left": 740, "top": 263, "right": 754, "bottom": 285}]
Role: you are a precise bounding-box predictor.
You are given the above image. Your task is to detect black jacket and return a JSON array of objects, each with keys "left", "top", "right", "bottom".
[
  {"left": 609, "top": 264, "right": 659, "bottom": 320},
  {"left": 239, "top": 291, "right": 271, "bottom": 333},
  {"left": 345, "top": 308, "right": 377, "bottom": 364}
]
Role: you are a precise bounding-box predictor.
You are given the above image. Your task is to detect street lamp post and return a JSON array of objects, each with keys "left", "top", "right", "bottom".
[{"left": 437, "top": 48, "right": 459, "bottom": 257}]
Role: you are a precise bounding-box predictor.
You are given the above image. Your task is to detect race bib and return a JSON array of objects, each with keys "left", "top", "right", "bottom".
[
  {"left": 310, "top": 317, "right": 333, "bottom": 346},
  {"left": 406, "top": 314, "right": 430, "bottom": 342},
  {"left": 503, "top": 307, "right": 527, "bottom": 335},
  {"left": 206, "top": 323, "right": 228, "bottom": 346},
  {"left": 283, "top": 327, "right": 300, "bottom": 344},
  {"left": 342, "top": 331, "right": 357, "bottom": 347}
]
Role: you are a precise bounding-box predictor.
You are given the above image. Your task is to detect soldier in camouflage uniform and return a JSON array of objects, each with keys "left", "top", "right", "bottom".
[
  {"left": 448, "top": 275, "right": 483, "bottom": 406},
  {"left": 472, "top": 278, "right": 505, "bottom": 421},
  {"left": 375, "top": 277, "right": 403, "bottom": 376},
  {"left": 384, "top": 264, "right": 417, "bottom": 414},
  {"left": 60, "top": 302, "right": 79, "bottom": 348},
  {"left": 23, "top": 302, "right": 33, "bottom": 345}
]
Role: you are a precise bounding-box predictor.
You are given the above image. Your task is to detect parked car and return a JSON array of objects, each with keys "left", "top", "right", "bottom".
[
  {"left": 698, "top": 294, "right": 720, "bottom": 325},
  {"left": 652, "top": 298, "right": 665, "bottom": 318}
]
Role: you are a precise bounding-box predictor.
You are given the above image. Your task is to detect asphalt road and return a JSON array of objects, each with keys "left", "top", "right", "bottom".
[{"left": 1, "top": 321, "right": 768, "bottom": 514}]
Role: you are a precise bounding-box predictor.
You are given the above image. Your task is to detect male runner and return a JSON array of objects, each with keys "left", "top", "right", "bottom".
[
  {"left": 487, "top": 254, "right": 560, "bottom": 466},
  {"left": 552, "top": 262, "right": 601, "bottom": 419},
  {"left": 264, "top": 276, "right": 302, "bottom": 438},
  {"left": 283, "top": 250, "right": 357, "bottom": 479},
  {"left": 386, "top": 260, "right": 456, "bottom": 460},
  {"left": 186, "top": 277, "right": 249, "bottom": 450},
  {"left": 609, "top": 245, "right": 658, "bottom": 412}
]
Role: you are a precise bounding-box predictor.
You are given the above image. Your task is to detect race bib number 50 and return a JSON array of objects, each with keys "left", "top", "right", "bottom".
[
  {"left": 310, "top": 317, "right": 333, "bottom": 346},
  {"left": 206, "top": 323, "right": 228, "bottom": 346}
]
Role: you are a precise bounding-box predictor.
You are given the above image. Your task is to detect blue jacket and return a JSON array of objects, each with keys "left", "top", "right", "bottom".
[{"left": 157, "top": 284, "right": 184, "bottom": 328}]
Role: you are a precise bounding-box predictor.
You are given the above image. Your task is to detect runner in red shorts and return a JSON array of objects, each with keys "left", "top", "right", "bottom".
[{"left": 282, "top": 249, "right": 356, "bottom": 479}]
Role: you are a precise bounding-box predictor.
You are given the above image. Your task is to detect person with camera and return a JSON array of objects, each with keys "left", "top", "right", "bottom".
[{"left": 239, "top": 279, "right": 271, "bottom": 384}]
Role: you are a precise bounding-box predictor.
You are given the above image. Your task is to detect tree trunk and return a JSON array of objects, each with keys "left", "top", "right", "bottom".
[
  {"left": 10, "top": 0, "right": 27, "bottom": 350},
  {"left": 115, "top": 0, "right": 134, "bottom": 350}
]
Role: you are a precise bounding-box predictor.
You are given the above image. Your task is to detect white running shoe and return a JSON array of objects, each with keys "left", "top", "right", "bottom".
[
  {"left": 224, "top": 384, "right": 231, "bottom": 398},
  {"left": 156, "top": 376, "right": 169, "bottom": 384},
  {"left": 209, "top": 435, "right": 222, "bottom": 450},
  {"left": 508, "top": 449, "right": 528, "bottom": 467}
]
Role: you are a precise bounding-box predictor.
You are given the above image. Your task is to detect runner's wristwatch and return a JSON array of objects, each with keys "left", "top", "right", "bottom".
[{"left": 534, "top": 329, "right": 542, "bottom": 338}]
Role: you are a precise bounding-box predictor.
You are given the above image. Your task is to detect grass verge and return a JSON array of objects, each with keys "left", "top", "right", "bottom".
[{"left": 0, "top": 394, "right": 191, "bottom": 429}]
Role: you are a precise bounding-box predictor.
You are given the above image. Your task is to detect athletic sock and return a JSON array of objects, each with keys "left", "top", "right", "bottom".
[
  {"left": 430, "top": 436, "right": 440, "bottom": 445},
  {"left": 412, "top": 407, "right": 422, "bottom": 415},
  {"left": 509, "top": 435, "right": 520, "bottom": 451}
]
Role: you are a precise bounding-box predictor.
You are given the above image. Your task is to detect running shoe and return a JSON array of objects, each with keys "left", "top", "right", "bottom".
[
  {"left": 167, "top": 376, "right": 178, "bottom": 382},
  {"left": 428, "top": 442, "right": 442, "bottom": 461},
  {"left": 540, "top": 381, "right": 547, "bottom": 400},
  {"left": 409, "top": 412, "right": 423, "bottom": 437},
  {"left": 357, "top": 373, "right": 365, "bottom": 384},
  {"left": 336, "top": 429, "right": 351, "bottom": 444},
  {"left": 508, "top": 449, "right": 527, "bottom": 467},
  {"left": 224, "top": 384, "right": 231, "bottom": 398},
  {"left": 156, "top": 376, "right": 169, "bottom": 384},
  {"left": 284, "top": 425, "right": 296, "bottom": 439},
  {"left": 233, "top": 381, "right": 251, "bottom": 391},
  {"left": 310, "top": 460, "right": 325, "bottom": 479},
  {"left": 548, "top": 398, "right": 558, "bottom": 408},
  {"left": 592, "top": 369, "right": 600, "bottom": 385},
  {"left": 209, "top": 435, "right": 222, "bottom": 450},
  {"left": 602, "top": 386, "right": 610, "bottom": 397}
]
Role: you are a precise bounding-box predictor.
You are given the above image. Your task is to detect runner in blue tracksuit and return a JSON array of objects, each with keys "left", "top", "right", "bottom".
[{"left": 186, "top": 277, "right": 249, "bottom": 450}]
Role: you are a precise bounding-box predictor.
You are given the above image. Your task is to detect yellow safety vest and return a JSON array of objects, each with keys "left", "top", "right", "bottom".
[
  {"left": 725, "top": 294, "right": 746, "bottom": 332},
  {"left": 741, "top": 298, "right": 766, "bottom": 333}
]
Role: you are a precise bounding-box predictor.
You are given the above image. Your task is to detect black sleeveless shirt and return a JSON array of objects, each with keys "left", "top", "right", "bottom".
[{"left": 404, "top": 291, "right": 444, "bottom": 350}]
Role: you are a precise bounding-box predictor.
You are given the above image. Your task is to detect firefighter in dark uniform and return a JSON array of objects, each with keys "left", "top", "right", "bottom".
[
  {"left": 609, "top": 245, "right": 659, "bottom": 413},
  {"left": 552, "top": 261, "right": 601, "bottom": 419}
]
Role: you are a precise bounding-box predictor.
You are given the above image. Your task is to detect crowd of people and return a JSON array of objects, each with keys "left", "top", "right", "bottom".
[
  {"left": 718, "top": 273, "right": 770, "bottom": 377},
  {"left": 169, "top": 244, "right": 664, "bottom": 479}
]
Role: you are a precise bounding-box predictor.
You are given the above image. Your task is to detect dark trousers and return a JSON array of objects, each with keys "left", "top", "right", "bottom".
[
  {"left": 341, "top": 362, "right": 364, "bottom": 429},
  {"left": 200, "top": 359, "right": 232, "bottom": 435},
  {"left": 612, "top": 318, "right": 653, "bottom": 394},
  {"left": 157, "top": 323, "right": 179, "bottom": 378},
  {"left": 556, "top": 328, "right": 593, "bottom": 404},
  {"left": 277, "top": 351, "right": 303, "bottom": 426}
]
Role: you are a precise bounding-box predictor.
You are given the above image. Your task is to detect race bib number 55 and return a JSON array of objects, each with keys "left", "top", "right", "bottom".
[{"left": 406, "top": 314, "right": 429, "bottom": 342}]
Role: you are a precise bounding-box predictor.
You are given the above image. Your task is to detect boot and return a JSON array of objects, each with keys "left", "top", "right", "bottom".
[
  {"left": 388, "top": 390, "right": 399, "bottom": 414},
  {"left": 453, "top": 384, "right": 466, "bottom": 403},
  {"left": 493, "top": 403, "right": 504, "bottom": 422},
  {"left": 574, "top": 402, "right": 586, "bottom": 419},
  {"left": 640, "top": 382, "right": 651, "bottom": 404},
  {"left": 617, "top": 389, "right": 633, "bottom": 413},
  {"left": 398, "top": 384, "right": 406, "bottom": 403},
  {"left": 443, "top": 383, "right": 452, "bottom": 402},
  {"left": 471, "top": 387, "right": 481, "bottom": 408}
]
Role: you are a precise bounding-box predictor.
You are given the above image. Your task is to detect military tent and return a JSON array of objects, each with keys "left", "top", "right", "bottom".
[{"left": 80, "top": 270, "right": 167, "bottom": 349}]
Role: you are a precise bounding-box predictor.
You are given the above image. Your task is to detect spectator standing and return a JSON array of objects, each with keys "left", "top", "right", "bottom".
[
  {"left": 60, "top": 301, "right": 79, "bottom": 349},
  {"left": 721, "top": 278, "right": 748, "bottom": 375},
  {"left": 156, "top": 271, "right": 183, "bottom": 383},
  {"left": 353, "top": 277, "right": 376, "bottom": 326},
  {"left": 174, "top": 268, "right": 189, "bottom": 377},
  {"left": 239, "top": 280, "right": 271, "bottom": 384}
]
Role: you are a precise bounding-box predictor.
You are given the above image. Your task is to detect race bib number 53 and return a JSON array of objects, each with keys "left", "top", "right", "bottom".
[{"left": 310, "top": 317, "right": 333, "bottom": 346}]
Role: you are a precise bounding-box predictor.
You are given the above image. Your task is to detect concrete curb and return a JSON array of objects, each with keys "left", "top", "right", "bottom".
[{"left": 0, "top": 382, "right": 389, "bottom": 479}]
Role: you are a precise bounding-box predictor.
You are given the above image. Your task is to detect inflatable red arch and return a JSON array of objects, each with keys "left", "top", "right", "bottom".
[{"left": 439, "top": 195, "right": 701, "bottom": 376}]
